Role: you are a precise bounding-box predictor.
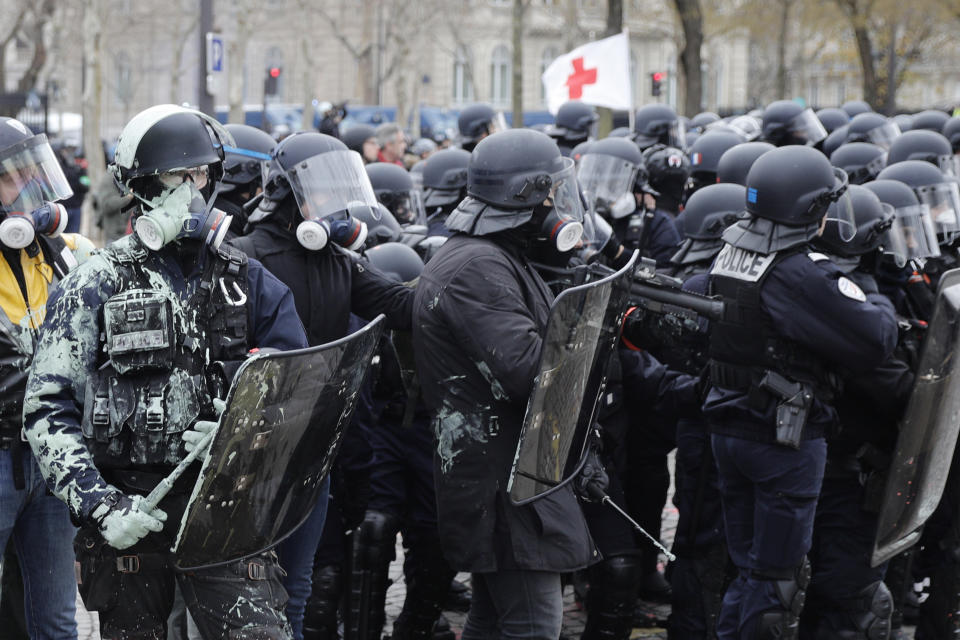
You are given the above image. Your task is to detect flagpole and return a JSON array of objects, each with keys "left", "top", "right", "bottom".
[{"left": 624, "top": 29, "right": 635, "bottom": 132}]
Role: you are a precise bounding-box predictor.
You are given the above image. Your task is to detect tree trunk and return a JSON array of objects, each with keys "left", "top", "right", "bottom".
[
  {"left": 776, "top": 0, "right": 790, "bottom": 98},
  {"left": 674, "top": 0, "right": 703, "bottom": 116},
  {"left": 511, "top": 0, "right": 524, "bottom": 127},
  {"left": 81, "top": 0, "right": 106, "bottom": 241},
  {"left": 883, "top": 22, "right": 897, "bottom": 114},
  {"left": 606, "top": 0, "right": 623, "bottom": 36},
  {"left": 852, "top": 23, "right": 878, "bottom": 108}
]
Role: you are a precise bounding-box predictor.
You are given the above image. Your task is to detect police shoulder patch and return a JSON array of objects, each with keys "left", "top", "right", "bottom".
[
  {"left": 837, "top": 276, "right": 867, "bottom": 302},
  {"left": 710, "top": 243, "right": 776, "bottom": 283},
  {"left": 807, "top": 252, "right": 830, "bottom": 262}
]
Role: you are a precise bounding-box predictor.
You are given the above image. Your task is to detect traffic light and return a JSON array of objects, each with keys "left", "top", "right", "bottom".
[
  {"left": 265, "top": 66, "right": 282, "bottom": 96},
  {"left": 651, "top": 72, "right": 664, "bottom": 97}
]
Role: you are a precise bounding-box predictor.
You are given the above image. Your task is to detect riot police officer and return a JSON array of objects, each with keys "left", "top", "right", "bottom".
[
  {"left": 22, "top": 104, "right": 308, "bottom": 639},
  {"left": 216, "top": 123, "right": 276, "bottom": 238},
  {"left": 760, "top": 101, "right": 828, "bottom": 148},
  {"left": 366, "top": 162, "right": 427, "bottom": 227},
  {"left": 420, "top": 148, "right": 470, "bottom": 237},
  {"left": 829, "top": 142, "right": 887, "bottom": 185},
  {"left": 342, "top": 124, "right": 380, "bottom": 164},
  {"left": 545, "top": 101, "right": 598, "bottom": 157},
  {"left": 815, "top": 108, "right": 850, "bottom": 136},
  {"left": 633, "top": 104, "right": 685, "bottom": 151},
  {"left": 705, "top": 146, "right": 898, "bottom": 639},
  {"left": 413, "top": 128, "right": 595, "bottom": 637},
  {"left": 0, "top": 117, "right": 95, "bottom": 638},
  {"left": 457, "top": 104, "right": 506, "bottom": 153},
  {"left": 687, "top": 131, "right": 744, "bottom": 197},
  {"left": 716, "top": 141, "right": 775, "bottom": 186},
  {"left": 844, "top": 112, "right": 901, "bottom": 150},
  {"left": 228, "top": 131, "right": 415, "bottom": 640}
]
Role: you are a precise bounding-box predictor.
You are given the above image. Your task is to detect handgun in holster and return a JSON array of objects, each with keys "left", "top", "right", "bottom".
[{"left": 758, "top": 370, "right": 812, "bottom": 449}]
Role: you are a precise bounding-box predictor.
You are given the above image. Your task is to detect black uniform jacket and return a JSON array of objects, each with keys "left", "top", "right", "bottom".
[{"left": 412, "top": 232, "right": 596, "bottom": 573}]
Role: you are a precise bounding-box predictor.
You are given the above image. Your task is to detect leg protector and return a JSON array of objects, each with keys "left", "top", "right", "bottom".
[
  {"left": 582, "top": 555, "right": 644, "bottom": 640},
  {"left": 817, "top": 581, "right": 892, "bottom": 640},
  {"left": 302, "top": 564, "right": 342, "bottom": 640},
  {"left": 391, "top": 541, "right": 456, "bottom": 640},
  {"left": 345, "top": 511, "right": 399, "bottom": 640},
  {"left": 746, "top": 559, "right": 811, "bottom": 640}
]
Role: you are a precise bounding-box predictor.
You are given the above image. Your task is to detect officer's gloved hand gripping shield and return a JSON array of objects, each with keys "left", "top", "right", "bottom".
[
  {"left": 507, "top": 251, "right": 638, "bottom": 504},
  {"left": 287, "top": 149, "right": 378, "bottom": 251},
  {"left": 172, "top": 316, "right": 386, "bottom": 570}
]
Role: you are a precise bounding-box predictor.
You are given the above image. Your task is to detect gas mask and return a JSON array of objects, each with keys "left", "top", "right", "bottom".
[
  {"left": 296, "top": 208, "right": 368, "bottom": 251},
  {"left": 133, "top": 181, "right": 232, "bottom": 252},
  {"left": 0, "top": 201, "right": 68, "bottom": 249},
  {"left": 532, "top": 201, "right": 583, "bottom": 254}
]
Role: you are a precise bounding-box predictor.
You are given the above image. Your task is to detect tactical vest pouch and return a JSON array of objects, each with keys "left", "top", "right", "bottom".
[{"left": 103, "top": 290, "right": 174, "bottom": 375}]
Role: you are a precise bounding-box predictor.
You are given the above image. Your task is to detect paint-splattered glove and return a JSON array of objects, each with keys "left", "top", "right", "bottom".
[
  {"left": 91, "top": 492, "right": 167, "bottom": 550},
  {"left": 182, "top": 398, "right": 226, "bottom": 452}
]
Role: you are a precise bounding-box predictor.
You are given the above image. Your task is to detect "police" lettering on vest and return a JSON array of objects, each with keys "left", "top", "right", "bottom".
[{"left": 710, "top": 244, "right": 776, "bottom": 283}]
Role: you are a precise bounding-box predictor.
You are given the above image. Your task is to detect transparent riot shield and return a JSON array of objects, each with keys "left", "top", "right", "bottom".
[
  {"left": 872, "top": 269, "right": 960, "bottom": 567},
  {"left": 507, "top": 252, "right": 638, "bottom": 505},
  {"left": 174, "top": 315, "right": 386, "bottom": 569}
]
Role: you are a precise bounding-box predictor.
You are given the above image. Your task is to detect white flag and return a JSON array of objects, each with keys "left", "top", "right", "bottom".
[{"left": 541, "top": 32, "right": 632, "bottom": 115}]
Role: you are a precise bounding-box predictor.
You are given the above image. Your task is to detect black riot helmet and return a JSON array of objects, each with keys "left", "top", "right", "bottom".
[
  {"left": 865, "top": 179, "right": 941, "bottom": 260},
  {"left": 640, "top": 145, "right": 691, "bottom": 210},
  {"left": 355, "top": 203, "right": 403, "bottom": 247},
  {"left": 716, "top": 141, "right": 774, "bottom": 186},
  {"left": 723, "top": 145, "right": 853, "bottom": 253},
  {"left": 687, "top": 131, "right": 743, "bottom": 194},
  {"left": 822, "top": 124, "right": 850, "bottom": 157},
  {"left": 842, "top": 100, "right": 873, "bottom": 118},
  {"left": 761, "top": 100, "right": 827, "bottom": 147},
  {"left": 670, "top": 183, "right": 745, "bottom": 266},
  {"left": 815, "top": 184, "right": 902, "bottom": 262},
  {"left": 690, "top": 111, "right": 721, "bottom": 133},
  {"left": 577, "top": 137, "right": 643, "bottom": 219},
  {"left": 912, "top": 110, "right": 950, "bottom": 133},
  {"left": 364, "top": 241, "right": 424, "bottom": 283},
  {"left": 608, "top": 127, "right": 632, "bottom": 138},
  {"left": 633, "top": 104, "right": 684, "bottom": 150},
  {"left": 943, "top": 116, "right": 960, "bottom": 153},
  {"left": 846, "top": 112, "right": 901, "bottom": 150},
  {"left": 445, "top": 129, "right": 585, "bottom": 251},
  {"left": 258, "top": 132, "right": 348, "bottom": 213},
  {"left": 112, "top": 104, "right": 230, "bottom": 201},
  {"left": 221, "top": 124, "right": 275, "bottom": 197},
  {"left": 829, "top": 142, "right": 887, "bottom": 185},
  {"left": 421, "top": 147, "right": 470, "bottom": 210},
  {"left": 878, "top": 160, "right": 960, "bottom": 244},
  {"left": 458, "top": 103, "right": 506, "bottom": 151},
  {"left": 341, "top": 124, "right": 377, "bottom": 162},
  {"left": 547, "top": 101, "right": 598, "bottom": 144},
  {"left": 886, "top": 130, "right": 958, "bottom": 176},
  {"left": 365, "top": 162, "right": 425, "bottom": 225},
  {"left": 893, "top": 114, "right": 914, "bottom": 133},
  {"left": 815, "top": 107, "right": 850, "bottom": 134}
]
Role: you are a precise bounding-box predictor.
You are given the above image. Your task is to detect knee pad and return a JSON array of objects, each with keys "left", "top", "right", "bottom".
[
  {"left": 228, "top": 626, "right": 290, "bottom": 640},
  {"left": 844, "top": 581, "right": 893, "bottom": 640},
  {"left": 747, "top": 558, "right": 811, "bottom": 640},
  {"left": 356, "top": 510, "right": 400, "bottom": 561}
]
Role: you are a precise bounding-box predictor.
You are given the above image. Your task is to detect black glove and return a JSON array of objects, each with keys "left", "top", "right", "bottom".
[{"left": 574, "top": 449, "right": 609, "bottom": 503}]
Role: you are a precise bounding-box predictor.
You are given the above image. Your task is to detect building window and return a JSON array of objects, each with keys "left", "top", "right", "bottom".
[
  {"left": 115, "top": 51, "right": 133, "bottom": 104},
  {"left": 452, "top": 45, "right": 474, "bottom": 105},
  {"left": 490, "top": 45, "right": 511, "bottom": 108},
  {"left": 541, "top": 46, "right": 559, "bottom": 106}
]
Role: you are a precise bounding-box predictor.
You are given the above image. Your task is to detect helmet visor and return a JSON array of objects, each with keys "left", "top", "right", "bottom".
[
  {"left": 822, "top": 168, "right": 856, "bottom": 242},
  {"left": 865, "top": 121, "right": 901, "bottom": 150},
  {"left": 877, "top": 202, "right": 908, "bottom": 267},
  {"left": 788, "top": 108, "right": 828, "bottom": 146},
  {"left": 0, "top": 134, "right": 73, "bottom": 212},
  {"left": 916, "top": 181, "right": 960, "bottom": 242},
  {"left": 577, "top": 153, "right": 639, "bottom": 212},
  {"left": 892, "top": 203, "right": 941, "bottom": 260},
  {"left": 378, "top": 188, "right": 426, "bottom": 226},
  {"left": 846, "top": 152, "right": 888, "bottom": 185},
  {"left": 287, "top": 150, "right": 380, "bottom": 221},
  {"left": 935, "top": 154, "right": 960, "bottom": 179},
  {"left": 490, "top": 112, "right": 508, "bottom": 136},
  {"left": 547, "top": 157, "right": 585, "bottom": 225}
]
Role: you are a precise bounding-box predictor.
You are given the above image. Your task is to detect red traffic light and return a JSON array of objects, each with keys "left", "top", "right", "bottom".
[
  {"left": 652, "top": 72, "right": 665, "bottom": 82},
  {"left": 269, "top": 67, "right": 281, "bottom": 78}
]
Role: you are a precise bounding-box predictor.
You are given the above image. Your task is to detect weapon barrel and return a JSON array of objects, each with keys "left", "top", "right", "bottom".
[{"left": 630, "top": 281, "right": 724, "bottom": 321}]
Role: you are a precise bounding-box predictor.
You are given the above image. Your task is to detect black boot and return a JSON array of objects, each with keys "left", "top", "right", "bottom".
[
  {"left": 303, "top": 565, "right": 342, "bottom": 640},
  {"left": 582, "top": 555, "right": 643, "bottom": 640}
]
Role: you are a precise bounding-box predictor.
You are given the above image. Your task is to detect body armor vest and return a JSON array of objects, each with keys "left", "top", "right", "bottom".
[
  {"left": 707, "top": 244, "right": 840, "bottom": 401},
  {"left": 81, "top": 240, "right": 249, "bottom": 467}
]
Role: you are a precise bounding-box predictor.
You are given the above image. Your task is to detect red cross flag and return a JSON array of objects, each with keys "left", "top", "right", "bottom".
[{"left": 541, "top": 32, "right": 632, "bottom": 115}]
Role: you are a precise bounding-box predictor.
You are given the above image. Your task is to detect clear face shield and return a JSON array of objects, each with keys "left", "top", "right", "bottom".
[
  {"left": 577, "top": 153, "right": 639, "bottom": 220},
  {"left": 935, "top": 154, "right": 960, "bottom": 179},
  {"left": 287, "top": 150, "right": 380, "bottom": 222},
  {"left": 0, "top": 134, "right": 73, "bottom": 213},
  {"left": 916, "top": 181, "right": 960, "bottom": 243},
  {"left": 576, "top": 207, "right": 614, "bottom": 262},
  {"left": 820, "top": 168, "right": 857, "bottom": 242},
  {"left": 788, "top": 108, "right": 828, "bottom": 146},
  {"left": 489, "top": 112, "right": 508, "bottom": 137},
  {"left": 540, "top": 158, "right": 586, "bottom": 253},
  {"left": 727, "top": 115, "right": 762, "bottom": 141},
  {"left": 891, "top": 203, "right": 941, "bottom": 260},
  {"left": 874, "top": 202, "right": 909, "bottom": 267},
  {"left": 378, "top": 188, "right": 427, "bottom": 226},
  {"left": 865, "top": 121, "right": 901, "bottom": 150},
  {"left": 846, "top": 152, "right": 888, "bottom": 185}
]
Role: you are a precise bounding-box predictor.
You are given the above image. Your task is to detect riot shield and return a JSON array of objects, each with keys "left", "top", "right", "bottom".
[
  {"left": 508, "top": 252, "right": 638, "bottom": 505},
  {"left": 174, "top": 315, "right": 386, "bottom": 569},
  {"left": 872, "top": 269, "right": 960, "bottom": 567}
]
